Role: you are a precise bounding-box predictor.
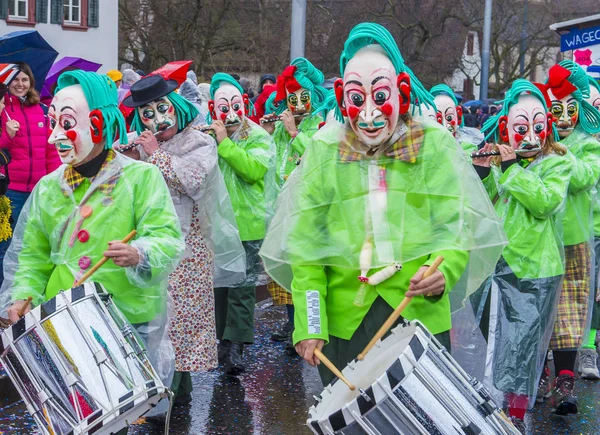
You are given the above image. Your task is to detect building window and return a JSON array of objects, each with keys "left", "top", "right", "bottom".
[
  {"left": 9, "top": 0, "right": 29, "bottom": 20},
  {"left": 467, "top": 33, "right": 475, "bottom": 56},
  {"left": 63, "top": 0, "right": 80, "bottom": 24}
]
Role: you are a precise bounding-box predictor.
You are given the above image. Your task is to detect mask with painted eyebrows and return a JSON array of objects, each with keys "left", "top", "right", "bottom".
[
  {"left": 434, "top": 94, "right": 459, "bottom": 136},
  {"left": 505, "top": 94, "right": 547, "bottom": 157},
  {"left": 548, "top": 89, "right": 579, "bottom": 139},
  {"left": 587, "top": 84, "right": 600, "bottom": 111},
  {"left": 213, "top": 83, "right": 245, "bottom": 125},
  {"left": 287, "top": 88, "right": 311, "bottom": 115},
  {"left": 342, "top": 46, "right": 401, "bottom": 148}
]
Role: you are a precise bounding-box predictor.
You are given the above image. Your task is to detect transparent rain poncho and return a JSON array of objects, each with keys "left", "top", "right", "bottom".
[
  {"left": 138, "top": 126, "right": 247, "bottom": 288},
  {"left": 218, "top": 118, "right": 278, "bottom": 287},
  {"left": 179, "top": 79, "right": 208, "bottom": 126},
  {"left": 462, "top": 151, "right": 571, "bottom": 409},
  {"left": 456, "top": 126, "right": 484, "bottom": 155},
  {"left": 260, "top": 117, "right": 507, "bottom": 339},
  {"left": 0, "top": 151, "right": 185, "bottom": 406}
]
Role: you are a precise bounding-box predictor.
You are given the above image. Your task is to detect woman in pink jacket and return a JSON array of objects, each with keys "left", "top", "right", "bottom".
[{"left": 0, "top": 62, "right": 61, "bottom": 284}]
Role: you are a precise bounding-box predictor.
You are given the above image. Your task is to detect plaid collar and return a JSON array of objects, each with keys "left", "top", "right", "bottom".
[
  {"left": 338, "top": 118, "right": 425, "bottom": 163},
  {"left": 62, "top": 149, "right": 120, "bottom": 196}
]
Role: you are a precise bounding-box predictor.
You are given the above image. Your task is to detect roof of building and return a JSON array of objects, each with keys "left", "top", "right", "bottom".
[{"left": 550, "top": 14, "right": 600, "bottom": 34}]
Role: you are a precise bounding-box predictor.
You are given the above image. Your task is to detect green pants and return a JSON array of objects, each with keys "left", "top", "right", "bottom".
[
  {"left": 318, "top": 297, "right": 451, "bottom": 386},
  {"left": 214, "top": 285, "right": 256, "bottom": 344},
  {"left": 171, "top": 371, "right": 193, "bottom": 398},
  {"left": 214, "top": 241, "right": 261, "bottom": 344}
]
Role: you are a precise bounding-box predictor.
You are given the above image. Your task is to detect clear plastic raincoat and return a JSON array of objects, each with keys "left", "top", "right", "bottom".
[
  {"left": 272, "top": 113, "right": 322, "bottom": 186},
  {"left": 0, "top": 151, "right": 185, "bottom": 391},
  {"left": 139, "top": 126, "right": 246, "bottom": 288},
  {"left": 550, "top": 127, "right": 600, "bottom": 351},
  {"left": 457, "top": 126, "right": 484, "bottom": 155},
  {"left": 217, "top": 118, "right": 278, "bottom": 286},
  {"left": 472, "top": 152, "right": 571, "bottom": 408},
  {"left": 260, "top": 118, "right": 507, "bottom": 344}
]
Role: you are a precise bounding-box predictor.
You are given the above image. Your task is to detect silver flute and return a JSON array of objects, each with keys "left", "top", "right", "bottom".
[
  {"left": 260, "top": 114, "right": 309, "bottom": 124},
  {"left": 116, "top": 131, "right": 161, "bottom": 153}
]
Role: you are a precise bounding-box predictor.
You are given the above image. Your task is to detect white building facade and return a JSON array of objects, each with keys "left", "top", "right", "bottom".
[
  {"left": 0, "top": 0, "right": 118, "bottom": 72},
  {"left": 447, "top": 30, "right": 482, "bottom": 101}
]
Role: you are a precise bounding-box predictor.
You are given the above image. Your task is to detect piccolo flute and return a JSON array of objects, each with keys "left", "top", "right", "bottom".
[
  {"left": 471, "top": 148, "right": 540, "bottom": 158},
  {"left": 117, "top": 131, "right": 162, "bottom": 153},
  {"left": 197, "top": 121, "right": 241, "bottom": 132},
  {"left": 260, "top": 114, "right": 308, "bottom": 124}
]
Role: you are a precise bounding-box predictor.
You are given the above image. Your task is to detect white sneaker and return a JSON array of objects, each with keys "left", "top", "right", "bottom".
[{"left": 579, "top": 348, "right": 600, "bottom": 380}]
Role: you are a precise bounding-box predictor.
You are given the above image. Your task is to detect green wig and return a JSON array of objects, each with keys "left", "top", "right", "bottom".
[
  {"left": 410, "top": 89, "right": 438, "bottom": 118},
  {"left": 265, "top": 91, "right": 279, "bottom": 115},
  {"left": 546, "top": 60, "right": 600, "bottom": 135},
  {"left": 430, "top": 84, "right": 463, "bottom": 126},
  {"left": 130, "top": 91, "right": 199, "bottom": 135},
  {"left": 55, "top": 70, "right": 128, "bottom": 147},
  {"left": 335, "top": 22, "right": 435, "bottom": 122},
  {"left": 274, "top": 57, "right": 328, "bottom": 115},
  {"left": 206, "top": 72, "right": 255, "bottom": 124},
  {"left": 482, "top": 79, "right": 558, "bottom": 142},
  {"left": 588, "top": 75, "right": 600, "bottom": 94},
  {"left": 314, "top": 88, "right": 338, "bottom": 120}
]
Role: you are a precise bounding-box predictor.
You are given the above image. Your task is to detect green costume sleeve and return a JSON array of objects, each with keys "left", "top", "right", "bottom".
[
  {"left": 10, "top": 185, "right": 54, "bottom": 306},
  {"left": 127, "top": 164, "right": 185, "bottom": 288},
  {"left": 499, "top": 157, "right": 571, "bottom": 219},
  {"left": 217, "top": 137, "right": 268, "bottom": 184},
  {"left": 567, "top": 142, "right": 600, "bottom": 194},
  {"left": 291, "top": 264, "right": 330, "bottom": 343},
  {"left": 291, "top": 131, "right": 310, "bottom": 156}
]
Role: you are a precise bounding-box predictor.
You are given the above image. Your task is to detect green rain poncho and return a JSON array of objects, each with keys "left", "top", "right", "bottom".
[
  {"left": 272, "top": 114, "right": 321, "bottom": 186},
  {"left": 560, "top": 127, "right": 600, "bottom": 246},
  {"left": 217, "top": 118, "right": 278, "bottom": 241},
  {"left": 260, "top": 118, "right": 507, "bottom": 343}
]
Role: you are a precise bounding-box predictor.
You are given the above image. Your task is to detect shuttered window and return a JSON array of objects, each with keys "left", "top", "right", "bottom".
[
  {"left": 50, "top": 0, "right": 61, "bottom": 23},
  {"left": 87, "top": 0, "right": 97, "bottom": 27},
  {"left": 35, "top": 0, "right": 47, "bottom": 22}
]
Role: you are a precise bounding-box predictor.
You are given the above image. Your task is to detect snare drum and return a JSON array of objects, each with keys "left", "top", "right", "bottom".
[
  {"left": 308, "top": 321, "right": 519, "bottom": 435},
  {"left": 0, "top": 282, "right": 168, "bottom": 435}
]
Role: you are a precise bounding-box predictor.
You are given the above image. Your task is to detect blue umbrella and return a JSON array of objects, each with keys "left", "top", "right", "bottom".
[
  {"left": 463, "top": 99, "right": 483, "bottom": 107},
  {"left": 0, "top": 30, "right": 58, "bottom": 91}
]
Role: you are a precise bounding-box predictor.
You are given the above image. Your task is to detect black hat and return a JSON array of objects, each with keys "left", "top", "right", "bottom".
[{"left": 122, "top": 75, "right": 178, "bottom": 108}]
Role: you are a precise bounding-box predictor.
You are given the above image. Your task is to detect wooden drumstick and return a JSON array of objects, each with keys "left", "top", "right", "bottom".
[
  {"left": 74, "top": 230, "right": 137, "bottom": 287},
  {"left": 314, "top": 348, "right": 356, "bottom": 391},
  {"left": 357, "top": 256, "right": 444, "bottom": 361},
  {"left": 18, "top": 296, "right": 33, "bottom": 317}
]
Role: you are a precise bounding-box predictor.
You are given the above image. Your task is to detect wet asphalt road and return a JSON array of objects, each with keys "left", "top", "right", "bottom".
[{"left": 2, "top": 303, "right": 600, "bottom": 434}]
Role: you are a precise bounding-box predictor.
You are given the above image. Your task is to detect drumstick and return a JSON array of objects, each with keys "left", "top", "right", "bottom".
[
  {"left": 74, "top": 230, "right": 137, "bottom": 287},
  {"left": 314, "top": 348, "right": 356, "bottom": 391},
  {"left": 17, "top": 296, "right": 33, "bottom": 317},
  {"left": 357, "top": 256, "right": 444, "bottom": 361}
]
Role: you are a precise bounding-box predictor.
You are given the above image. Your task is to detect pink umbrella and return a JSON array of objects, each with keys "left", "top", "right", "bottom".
[{"left": 42, "top": 56, "right": 102, "bottom": 98}]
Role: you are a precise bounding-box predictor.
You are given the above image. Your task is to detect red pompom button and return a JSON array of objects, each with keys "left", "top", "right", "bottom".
[
  {"left": 78, "top": 256, "right": 91, "bottom": 269},
  {"left": 77, "top": 229, "right": 90, "bottom": 243}
]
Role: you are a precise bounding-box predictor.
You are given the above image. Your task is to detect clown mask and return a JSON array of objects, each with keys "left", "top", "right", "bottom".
[
  {"left": 502, "top": 94, "right": 548, "bottom": 158},
  {"left": 138, "top": 96, "right": 178, "bottom": 141},
  {"left": 340, "top": 46, "right": 404, "bottom": 148},
  {"left": 212, "top": 83, "right": 245, "bottom": 126},
  {"left": 410, "top": 102, "right": 439, "bottom": 124},
  {"left": 434, "top": 94, "right": 461, "bottom": 136},
  {"left": 548, "top": 89, "right": 578, "bottom": 139},
  {"left": 587, "top": 85, "right": 600, "bottom": 111},
  {"left": 48, "top": 85, "right": 97, "bottom": 166},
  {"left": 287, "top": 88, "right": 311, "bottom": 116}
]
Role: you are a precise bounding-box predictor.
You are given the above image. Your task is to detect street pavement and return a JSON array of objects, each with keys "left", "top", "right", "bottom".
[{"left": 1, "top": 304, "right": 600, "bottom": 434}]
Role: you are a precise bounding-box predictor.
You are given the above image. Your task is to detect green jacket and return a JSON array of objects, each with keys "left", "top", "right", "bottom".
[
  {"left": 286, "top": 123, "right": 477, "bottom": 343},
  {"left": 560, "top": 128, "right": 600, "bottom": 246},
  {"left": 9, "top": 152, "right": 184, "bottom": 324},
  {"left": 482, "top": 153, "right": 571, "bottom": 279},
  {"left": 218, "top": 119, "right": 276, "bottom": 241},
  {"left": 272, "top": 114, "right": 321, "bottom": 186}
]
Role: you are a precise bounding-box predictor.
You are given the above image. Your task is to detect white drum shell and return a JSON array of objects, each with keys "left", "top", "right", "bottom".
[
  {"left": 308, "top": 321, "right": 519, "bottom": 435},
  {"left": 0, "top": 282, "right": 167, "bottom": 435}
]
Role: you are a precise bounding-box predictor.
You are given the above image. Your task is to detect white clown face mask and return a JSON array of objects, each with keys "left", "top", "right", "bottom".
[
  {"left": 213, "top": 83, "right": 245, "bottom": 125},
  {"left": 137, "top": 96, "right": 178, "bottom": 140},
  {"left": 343, "top": 46, "right": 400, "bottom": 148},
  {"left": 548, "top": 89, "right": 579, "bottom": 139},
  {"left": 506, "top": 94, "right": 547, "bottom": 157},
  {"left": 434, "top": 94, "right": 459, "bottom": 136},
  {"left": 48, "top": 85, "right": 96, "bottom": 166},
  {"left": 586, "top": 85, "right": 600, "bottom": 111}
]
